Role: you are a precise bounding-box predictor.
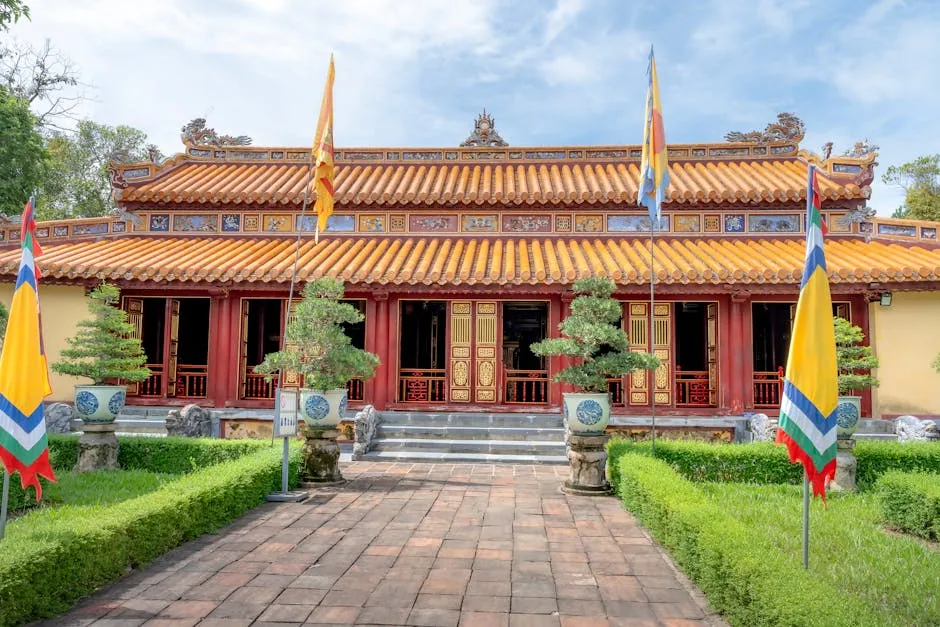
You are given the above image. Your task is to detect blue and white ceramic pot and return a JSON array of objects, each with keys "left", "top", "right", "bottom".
[
  {"left": 836, "top": 395, "right": 862, "bottom": 439},
  {"left": 299, "top": 388, "right": 348, "bottom": 428},
  {"left": 562, "top": 392, "right": 611, "bottom": 436},
  {"left": 73, "top": 384, "right": 127, "bottom": 423}
]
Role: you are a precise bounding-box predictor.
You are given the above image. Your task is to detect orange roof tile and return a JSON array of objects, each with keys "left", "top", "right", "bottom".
[
  {"left": 115, "top": 155, "right": 870, "bottom": 207},
  {"left": 4, "top": 236, "right": 938, "bottom": 287}
]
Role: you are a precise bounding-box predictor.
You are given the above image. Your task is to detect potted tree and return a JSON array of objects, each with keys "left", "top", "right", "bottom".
[
  {"left": 51, "top": 283, "right": 150, "bottom": 422},
  {"left": 833, "top": 316, "right": 879, "bottom": 438},
  {"left": 531, "top": 277, "right": 660, "bottom": 435},
  {"left": 255, "top": 277, "right": 379, "bottom": 427}
]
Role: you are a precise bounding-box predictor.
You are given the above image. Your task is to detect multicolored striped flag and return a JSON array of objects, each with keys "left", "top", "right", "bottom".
[
  {"left": 313, "top": 54, "right": 335, "bottom": 238},
  {"left": 0, "top": 196, "right": 55, "bottom": 499},
  {"left": 776, "top": 165, "right": 838, "bottom": 498},
  {"left": 638, "top": 46, "right": 670, "bottom": 225}
]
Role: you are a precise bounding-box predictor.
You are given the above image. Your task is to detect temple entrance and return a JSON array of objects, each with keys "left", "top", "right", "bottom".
[
  {"left": 674, "top": 302, "right": 718, "bottom": 407},
  {"left": 240, "top": 299, "right": 282, "bottom": 400},
  {"left": 125, "top": 297, "right": 210, "bottom": 399},
  {"left": 502, "top": 302, "right": 549, "bottom": 404},
  {"left": 342, "top": 300, "right": 366, "bottom": 401},
  {"left": 398, "top": 300, "right": 447, "bottom": 403}
]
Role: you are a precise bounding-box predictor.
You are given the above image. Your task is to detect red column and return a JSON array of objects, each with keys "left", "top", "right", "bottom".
[
  {"left": 207, "top": 294, "right": 226, "bottom": 407},
  {"left": 548, "top": 294, "right": 563, "bottom": 407},
  {"left": 560, "top": 290, "right": 576, "bottom": 396},
  {"left": 854, "top": 295, "right": 873, "bottom": 418},
  {"left": 372, "top": 292, "right": 390, "bottom": 409},
  {"left": 364, "top": 298, "right": 378, "bottom": 405},
  {"left": 727, "top": 294, "right": 747, "bottom": 414},
  {"left": 223, "top": 295, "right": 242, "bottom": 407},
  {"left": 717, "top": 295, "right": 734, "bottom": 413}
]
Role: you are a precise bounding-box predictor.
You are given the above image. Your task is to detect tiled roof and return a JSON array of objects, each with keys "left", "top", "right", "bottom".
[
  {"left": 115, "top": 155, "right": 872, "bottom": 207},
  {"left": 4, "top": 236, "right": 938, "bottom": 286}
]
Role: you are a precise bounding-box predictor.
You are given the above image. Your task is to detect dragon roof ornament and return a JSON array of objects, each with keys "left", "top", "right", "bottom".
[
  {"left": 181, "top": 118, "right": 252, "bottom": 147},
  {"left": 460, "top": 109, "right": 508, "bottom": 147}
]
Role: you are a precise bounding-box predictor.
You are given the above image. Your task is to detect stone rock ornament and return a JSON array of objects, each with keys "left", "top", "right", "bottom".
[
  {"left": 352, "top": 405, "right": 379, "bottom": 460},
  {"left": 896, "top": 415, "right": 936, "bottom": 443},
  {"left": 748, "top": 413, "right": 777, "bottom": 442},
  {"left": 165, "top": 404, "right": 212, "bottom": 437},
  {"left": 45, "top": 402, "right": 75, "bottom": 434}
]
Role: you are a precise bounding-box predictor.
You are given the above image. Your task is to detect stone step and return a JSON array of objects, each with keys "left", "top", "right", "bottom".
[
  {"left": 376, "top": 424, "right": 565, "bottom": 441},
  {"left": 378, "top": 411, "right": 563, "bottom": 428},
  {"left": 359, "top": 450, "right": 568, "bottom": 464},
  {"left": 853, "top": 433, "right": 897, "bottom": 442},
  {"left": 373, "top": 438, "right": 567, "bottom": 456}
]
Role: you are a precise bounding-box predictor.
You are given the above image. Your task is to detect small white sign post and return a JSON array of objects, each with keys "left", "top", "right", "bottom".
[{"left": 265, "top": 387, "right": 308, "bottom": 502}]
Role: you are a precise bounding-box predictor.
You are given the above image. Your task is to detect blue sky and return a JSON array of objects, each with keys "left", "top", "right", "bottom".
[{"left": 9, "top": 0, "right": 940, "bottom": 214}]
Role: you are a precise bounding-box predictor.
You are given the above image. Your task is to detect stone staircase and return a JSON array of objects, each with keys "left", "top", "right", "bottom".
[{"left": 360, "top": 411, "right": 568, "bottom": 464}]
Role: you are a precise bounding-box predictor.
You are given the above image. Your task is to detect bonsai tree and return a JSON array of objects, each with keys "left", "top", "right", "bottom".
[
  {"left": 255, "top": 277, "right": 379, "bottom": 390},
  {"left": 531, "top": 277, "right": 660, "bottom": 392},
  {"left": 833, "top": 316, "right": 879, "bottom": 395},
  {"left": 51, "top": 282, "right": 150, "bottom": 384}
]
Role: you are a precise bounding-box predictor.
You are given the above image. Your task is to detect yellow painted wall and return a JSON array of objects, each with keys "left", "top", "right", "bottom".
[
  {"left": 869, "top": 292, "right": 940, "bottom": 417},
  {"left": 0, "top": 283, "right": 89, "bottom": 401}
]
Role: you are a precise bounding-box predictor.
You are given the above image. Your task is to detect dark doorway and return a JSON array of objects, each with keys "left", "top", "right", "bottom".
[
  {"left": 675, "top": 302, "right": 716, "bottom": 407},
  {"left": 752, "top": 303, "right": 793, "bottom": 373},
  {"left": 140, "top": 298, "right": 165, "bottom": 366},
  {"left": 341, "top": 299, "right": 366, "bottom": 350},
  {"left": 242, "top": 299, "right": 282, "bottom": 400},
  {"left": 176, "top": 299, "right": 210, "bottom": 398},
  {"left": 503, "top": 303, "right": 549, "bottom": 404},
  {"left": 398, "top": 301, "right": 447, "bottom": 402}
]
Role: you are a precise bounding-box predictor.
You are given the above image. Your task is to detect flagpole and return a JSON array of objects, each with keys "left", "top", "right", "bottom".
[
  {"left": 802, "top": 470, "right": 810, "bottom": 569},
  {"left": 0, "top": 470, "right": 10, "bottom": 541},
  {"left": 649, "top": 222, "right": 656, "bottom": 452}
]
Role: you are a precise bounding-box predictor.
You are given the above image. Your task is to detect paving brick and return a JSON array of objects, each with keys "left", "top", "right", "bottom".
[
  {"left": 206, "top": 600, "right": 267, "bottom": 620},
  {"left": 459, "top": 611, "right": 511, "bottom": 627},
  {"left": 305, "top": 605, "right": 361, "bottom": 624},
  {"left": 257, "top": 604, "right": 317, "bottom": 622},
  {"left": 415, "top": 594, "right": 464, "bottom": 610},
  {"left": 354, "top": 605, "right": 413, "bottom": 624},
  {"left": 508, "top": 614, "right": 560, "bottom": 626},
  {"left": 510, "top": 596, "right": 558, "bottom": 614},
  {"left": 408, "top": 608, "right": 462, "bottom": 627},
  {"left": 157, "top": 600, "right": 218, "bottom": 618},
  {"left": 462, "top": 596, "right": 509, "bottom": 612}
]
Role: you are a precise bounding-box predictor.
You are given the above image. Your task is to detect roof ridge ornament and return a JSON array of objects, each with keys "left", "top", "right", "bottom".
[
  {"left": 725, "top": 112, "right": 805, "bottom": 144},
  {"left": 181, "top": 118, "right": 252, "bottom": 147},
  {"left": 460, "top": 109, "right": 508, "bottom": 147}
]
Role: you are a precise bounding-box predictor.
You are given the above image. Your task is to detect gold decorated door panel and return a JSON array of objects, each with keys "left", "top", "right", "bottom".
[
  {"left": 449, "top": 302, "right": 472, "bottom": 402},
  {"left": 706, "top": 303, "right": 718, "bottom": 406},
  {"left": 124, "top": 297, "right": 145, "bottom": 395},
  {"left": 626, "top": 302, "right": 673, "bottom": 407},
  {"left": 165, "top": 299, "right": 181, "bottom": 396},
  {"left": 448, "top": 300, "right": 499, "bottom": 404}
]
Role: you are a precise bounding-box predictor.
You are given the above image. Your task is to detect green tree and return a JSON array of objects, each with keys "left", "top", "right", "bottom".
[
  {"left": 255, "top": 278, "right": 379, "bottom": 390},
  {"left": 38, "top": 120, "right": 160, "bottom": 219},
  {"left": 0, "top": 0, "right": 28, "bottom": 31},
  {"left": 531, "top": 277, "right": 660, "bottom": 392},
  {"left": 0, "top": 86, "right": 46, "bottom": 216},
  {"left": 834, "top": 316, "right": 879, "bottom": 395},
  {"left": 51, "top": 282, "right": 151, "bottom": 384},
  {"left": 882, "top": 155, "right": 940, "bottom": 221}
]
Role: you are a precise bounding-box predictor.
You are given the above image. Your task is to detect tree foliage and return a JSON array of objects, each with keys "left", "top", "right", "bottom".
[
  {"left": 531, "top": 277, "right": 660, "bottom": 393},
  {"left": 834, "top": 316, "right": 879, "bottom": 395},
  {"left": 39, "top": 120, "right": 159, "bottom": 219},
  {"left": 51, "top": 282, "right": 150, "bottom": 384},
  {"left": 1, "top": 38, "right": 84, "bottom": 133},
  {"left": 882, "top": 154, "right": 940, "bottom": 222},
  {"left": 0, "top": 0, "right": 28, "bottom": 31},
  {"left": 255, "top": 278, "right": 379, "bottom": 391},
  {"left": 0, "top": 85, "right": 46, "bottom": 216}
]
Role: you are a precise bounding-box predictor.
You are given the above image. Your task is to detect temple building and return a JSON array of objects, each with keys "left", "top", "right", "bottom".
[{"left": 1, "top": 113, "right": 939, "bottom": 421}]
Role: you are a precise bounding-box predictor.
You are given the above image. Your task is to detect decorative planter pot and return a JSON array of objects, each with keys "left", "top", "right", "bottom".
[
  {"left": 73, "top": 384, "right": 127, "bottom": 423},
  {"left": 562, "top": 392, "right": 610, "bottom": 435},
  {"left": 299, "top": 388, "right": 348, "bottom": 428},
  {"left": 836, "top": 395, "right": 862, "bottom": 439}
]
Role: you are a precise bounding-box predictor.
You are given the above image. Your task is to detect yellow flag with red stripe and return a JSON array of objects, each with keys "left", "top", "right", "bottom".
[{"left": 313, "top": 55, "right": 335, "bottom": 235}]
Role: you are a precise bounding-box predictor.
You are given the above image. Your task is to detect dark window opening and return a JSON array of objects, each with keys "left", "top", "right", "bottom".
[{"left": 399, "top": 301, "right": 447, "bottom": 370}]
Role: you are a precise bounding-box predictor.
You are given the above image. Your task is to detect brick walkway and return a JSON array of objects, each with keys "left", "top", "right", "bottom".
[{"left": 46, "top": 462, "right": 725, "bottom": 627}]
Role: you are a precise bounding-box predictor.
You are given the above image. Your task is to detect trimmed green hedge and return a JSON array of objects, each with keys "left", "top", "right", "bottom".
[
  {"left": 615, "top": 453, "right": 872, "bottom": 626},
  {"left": 117, "top": 437, "right": 269, "bottom": 474},
  {"left": 608, "top": 438, "right": 940, "bottom": 490},
  {"left": 855, "top": 441, "right": 940, "bottom": 489},
  {"left": 0, "top": 446, "right": 300, "bottom": 627},
  {"left": 877, "top": 471, "right": 940, "bottom": 540},
  {"left": 7, "top": 436, "right": 270, "bottom": 512}
]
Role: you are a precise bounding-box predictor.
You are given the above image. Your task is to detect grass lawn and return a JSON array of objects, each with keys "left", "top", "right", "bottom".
[{"left": 699, "top": 482, "right": 940, "bottom": 627}]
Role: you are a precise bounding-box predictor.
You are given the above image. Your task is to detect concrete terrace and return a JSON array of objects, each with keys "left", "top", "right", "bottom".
[{"left": 42, "top": 461, "right": 727, "bottom": 627}]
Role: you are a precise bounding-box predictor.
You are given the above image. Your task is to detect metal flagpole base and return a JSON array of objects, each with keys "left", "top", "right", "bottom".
[{"left": 265, "top": 490, "right": 310, "bottom": 503}]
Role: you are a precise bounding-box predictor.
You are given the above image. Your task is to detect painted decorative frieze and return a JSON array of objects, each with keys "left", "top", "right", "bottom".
[
  {"left": 502, "top": 215, "right": 551, "bottom": 233},
  {"left": 264, "top": 214, "right": 291, "bottom": 232},
  {"left": 222, "top": 214, "right": 241, "bottom": 232},
  {"left": 73, "top": 222, "right": 109, "bottom": 236},
  {"left": 112, "top": 222, "right": 127, "bottom": 233},
  {"left": 921, "top": 226, "right": 937, "bottom": 240},
  {"left": 704, "top": 215, "right": 721, "bottom": 233},
  {"left": 674, "top": 215, "right": 701, "bottom": 233},
  {"left": 462, "top": 215, "right": 498, "bottom": 232},
  {"left": 359, "top": 215, "right": 386, "bottom": 232},
  {"left": 150, "top": 215, "right": 170, "bottom": 232},
  {"left": 173, "top": 214, "right": 219, "bottom": 232},
  {"left": 410, "top": 215, "right": 457, "bottom": 232},
  {"left": 877, "top": 223, "right": 917, "bottom": 237},
  {"left": 724, "top": 214, "right": 745, "bottom": 233},
  {"left": 243, "top": 215, "right": 259, "bottom": 231},
  {"left": 35, "top": 227, "right": 49, "bottom": 238},
  {"left": 607, "top": 215, "right": 670, "bottom": 232},
  {"left": 389, "top": 215, "right": 407, "bottom": 232},
  {"left": 748, "top": 214, "right": 800, "bottom": 233},
  {"left": 53, "top": 226, "right": 68, "bottom": 237},
  {"left": 575, "top": 215, "right": 603, "bottom": 233},
  {"left": 555, "top": 215, "right": 572, "bottom": 232}
]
